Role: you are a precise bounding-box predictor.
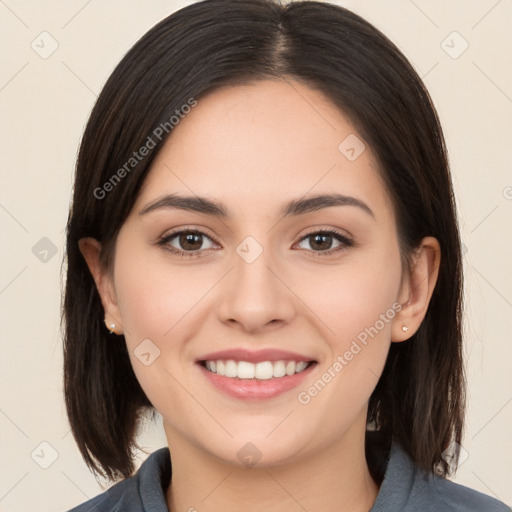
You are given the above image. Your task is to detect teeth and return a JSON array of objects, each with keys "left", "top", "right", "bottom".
[
  {"left": 204, "top": 359, "right": 311, "bottom": 379},
  {"left": 238, "top": 361, "right": 255, "bottom": 379},
  {"left": 225, "top": 360, "right": 238, "bottom": 378},
  {"left": 295, "top": 361, "right": 308, "bottom": 372}
]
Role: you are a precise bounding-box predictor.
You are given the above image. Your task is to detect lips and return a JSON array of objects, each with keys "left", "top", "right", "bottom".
[
  {"left": 197, "top": 359, "right": 317, "bottom": 400},
  {"left": 195, "top": 348, "right": 318, "bottom": 400}
]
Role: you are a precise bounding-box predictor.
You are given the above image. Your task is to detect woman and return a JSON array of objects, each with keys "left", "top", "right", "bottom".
[{"left": 63, "top": 0, "right": 509, "bottom": 510}]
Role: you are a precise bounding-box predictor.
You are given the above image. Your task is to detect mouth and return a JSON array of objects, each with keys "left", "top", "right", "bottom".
[
  {"left": 198, "top": 359, "right": 316, "bottom": 379},
  {"left": 195, "top": 356, "right": 318, "bottom": 401}
]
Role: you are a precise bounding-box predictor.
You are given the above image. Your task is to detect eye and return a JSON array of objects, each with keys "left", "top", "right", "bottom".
[
  {"left": 156, "top": 227, "right": 355, "bottom": 259},
  {"left": 295, "top": 228, "right": 355, "bottom": 256},
  {"left": 156, "top": 228, "right": 219, "bottom": 258}
]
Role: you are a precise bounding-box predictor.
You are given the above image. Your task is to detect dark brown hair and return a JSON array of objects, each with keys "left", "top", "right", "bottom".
[{"left": 62, "top": 0, "right": 465, "bottom": 482}]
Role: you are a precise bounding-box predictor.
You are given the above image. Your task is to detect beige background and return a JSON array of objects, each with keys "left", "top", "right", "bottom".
[{"left": 1, "top": 0, "right": 511, "bottom": 510}]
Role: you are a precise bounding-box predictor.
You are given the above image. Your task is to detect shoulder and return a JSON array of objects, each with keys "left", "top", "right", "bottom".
[
  {"left": 427, "top": 475, "right": 510, "bottom": 512},
  {"left": 65, "top": 447, "right": 171, "bottom": 512},
  {"left": 66, "top": 473, "right": 143, "bottom": 512},
  {"left": 66, "top": 477, "right": 140, "bottom": 512},
  {"left": 369, "top": 436, "right": 509, "bottom": 512}
]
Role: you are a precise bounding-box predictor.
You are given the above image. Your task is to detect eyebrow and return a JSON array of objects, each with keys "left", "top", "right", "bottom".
[{"left": 138, "top": 193, "right": 375, "bottom": 220}]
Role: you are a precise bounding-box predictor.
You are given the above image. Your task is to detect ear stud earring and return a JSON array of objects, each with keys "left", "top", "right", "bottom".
[
  {"left": 401, "top": 325, "right": 409, "bottom": 333},
  {"left": 105, "top": 319, "right": 117, "bottom": 334}
]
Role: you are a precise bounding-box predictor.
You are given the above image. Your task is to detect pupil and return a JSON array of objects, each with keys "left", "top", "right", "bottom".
[
  {"left": 311, "top": 234, "right": 331, "bottom": 250},
  {"left": 181, "top": 232, "right": 201, "bottom": 250}
]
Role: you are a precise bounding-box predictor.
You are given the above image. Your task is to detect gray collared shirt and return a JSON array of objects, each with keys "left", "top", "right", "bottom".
[{"left": 67, "top": 441, "right": 509, "bottom": 511}]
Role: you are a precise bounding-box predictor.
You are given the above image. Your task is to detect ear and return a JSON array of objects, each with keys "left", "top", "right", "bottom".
[
  {"left": 78, "top": 237, "right": 124, "bottom": 335},
  {"left": 391, "top": 236, "right": 441, "bottom": 342}
]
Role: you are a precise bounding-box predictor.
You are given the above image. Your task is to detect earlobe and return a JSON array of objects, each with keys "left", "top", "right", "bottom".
[
  {"left": 391, "top": 236, "right": 441, "bottom": 342},
  {"left": 78, "top": 237, "right": 123, "bottom": 333}
]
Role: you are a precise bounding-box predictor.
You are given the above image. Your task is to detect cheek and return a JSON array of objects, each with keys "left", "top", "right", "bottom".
[
  {"left": 113, "top": 241, "right": 214, "bottom": 342},
  {"left": 296, "top": 242, "right": 402, "bottom": 348},
  {"left": 111, "top": 241, "right": 217, "bottom": 402},
  {"left": 292, "top": 247, "right": 401, "bottom": 440},
  {"left": 112, "top": 245, "right": 207, "bottom": 413}
]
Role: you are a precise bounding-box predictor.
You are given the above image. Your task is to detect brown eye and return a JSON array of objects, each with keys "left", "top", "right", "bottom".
[
  {"left": 177, "top": 232, "right": 204, "bottom": 251},
  {"left": 307, "top": 233, "right": 336, "bottom": 251},
  {"left": 296, "top": 229, "right": 354, "bottom": 256},
  {"left": 157, "top": 229, "right": 219, "bottom": 257}
]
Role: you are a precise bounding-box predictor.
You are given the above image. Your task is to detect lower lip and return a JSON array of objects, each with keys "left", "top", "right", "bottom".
[{"left": 197, "top": 362, "right": 317, "bottom": 400}]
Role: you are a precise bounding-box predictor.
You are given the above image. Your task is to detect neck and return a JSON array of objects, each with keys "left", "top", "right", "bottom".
[{"left": 164, "top": 419, "right": 380, "bottom": 512}]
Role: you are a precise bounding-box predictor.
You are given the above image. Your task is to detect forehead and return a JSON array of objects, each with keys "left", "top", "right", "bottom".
[{"left": 133, "top": 79, "right": 393, "bottom": 221}]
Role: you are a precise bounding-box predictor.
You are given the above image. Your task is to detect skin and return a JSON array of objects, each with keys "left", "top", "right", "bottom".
[{"left": 79, "top": 79, "right": 440, "bottom": 512}]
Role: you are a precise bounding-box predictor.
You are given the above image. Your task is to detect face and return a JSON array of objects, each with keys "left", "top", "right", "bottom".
[{"left": 102, "top": 80, "right": 407, "bottom": 466}]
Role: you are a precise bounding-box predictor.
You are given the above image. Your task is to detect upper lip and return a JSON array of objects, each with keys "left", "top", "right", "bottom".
[{"left": 196, "top": 348, "right": 317, "bottom": 364}]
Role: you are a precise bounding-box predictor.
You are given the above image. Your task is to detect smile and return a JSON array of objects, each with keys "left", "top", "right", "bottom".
[
  {"left": 197, "top": 360, "right": 318, "bottom": 400},
  {"left": 202, "top": 359, "right": 313, "bottom": 379}
]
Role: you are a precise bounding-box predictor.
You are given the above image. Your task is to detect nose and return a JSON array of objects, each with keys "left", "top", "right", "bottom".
[{"left": 217, "top": 242, "right": 296, "bottom": 334}]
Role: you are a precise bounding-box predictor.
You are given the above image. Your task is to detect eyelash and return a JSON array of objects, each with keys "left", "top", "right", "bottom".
[{"left": 155, "top": 227, "right": 356, "bottom": 259}]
